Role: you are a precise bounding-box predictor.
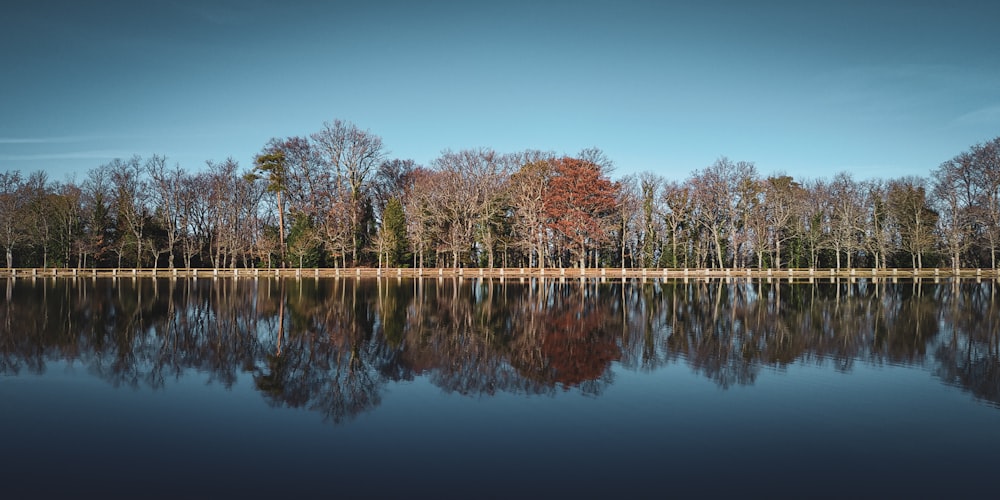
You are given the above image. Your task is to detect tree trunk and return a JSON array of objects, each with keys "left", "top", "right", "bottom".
[
  {"left": 277, "top": 190, "right": 285, "bottom": 268},
  {"left": 620, "top": 239, "right": 626, "bottom": 268},
  {"left": 775, "top": 239, "right": 781, "bottom": 269},
  {"left": 711, "top": 229, "right": 724, "bottom": 269},
  {"left": 670, "top": 234, "right": 678, "bottom": 268},
  {"left": 537, "top": 231, "right": 544, "bottom": 269}
]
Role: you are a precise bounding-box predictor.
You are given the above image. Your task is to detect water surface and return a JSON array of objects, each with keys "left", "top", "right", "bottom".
[{"left": 1, "top": 277, "right": 998, "bottom": 498}]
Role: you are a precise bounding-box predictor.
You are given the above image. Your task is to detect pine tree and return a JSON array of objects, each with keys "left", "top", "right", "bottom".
[{"left": 382, "top": 197, "right": 409, "bottom": 267}]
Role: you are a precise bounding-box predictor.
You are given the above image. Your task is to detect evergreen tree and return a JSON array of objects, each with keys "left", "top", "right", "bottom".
[{"left": 381, "top": 197, "right": 409, "bottom": 267}]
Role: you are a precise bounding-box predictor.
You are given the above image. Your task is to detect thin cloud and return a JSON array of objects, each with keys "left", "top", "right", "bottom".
[
  {"left": 0, "top": 150, "right": 136, "bottom": 161},
  {"left": 0, "top": 136, "right": 92, "bottom": 145},
  {"left": 952, "top": 104, "right": 1000, "bottom": 126},
  {"left": 0, "top": 133, "right": 145, "bottom": 145}
]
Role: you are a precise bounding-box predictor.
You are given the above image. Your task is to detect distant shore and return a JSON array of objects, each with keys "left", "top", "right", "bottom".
[{"left": 2, "top": 267, "right": 998, "bottom": 281}]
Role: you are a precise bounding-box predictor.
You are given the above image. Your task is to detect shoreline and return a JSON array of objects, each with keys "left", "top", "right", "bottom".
[{"left": 2, "top": 266, "right": 998, "bottom": 281}]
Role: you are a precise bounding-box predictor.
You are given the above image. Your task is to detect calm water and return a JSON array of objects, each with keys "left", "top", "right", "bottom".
[{"left": 1, "top": 276, "right": 999, "bottom": 498}]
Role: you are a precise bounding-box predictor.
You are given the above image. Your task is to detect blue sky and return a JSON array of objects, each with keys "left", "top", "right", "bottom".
[{"left": 2, "top": 0, "right": 998, "bottom": 183}]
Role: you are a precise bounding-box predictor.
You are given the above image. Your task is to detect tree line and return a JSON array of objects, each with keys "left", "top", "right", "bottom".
[{"left": 1, "top": 119, "right": 998, "bottom": 270}]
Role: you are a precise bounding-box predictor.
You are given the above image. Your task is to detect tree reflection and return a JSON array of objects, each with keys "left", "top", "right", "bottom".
[
  {"left": 933, "top": 281, "right": 1000, "bottom": 407},
  {"left": 1, "top": 276, "right": 999, "bottom": 420},
  {"left": 249, "top": 279, "right": 393, "bottom": 423},
  {"left": 390, "top": 278, "right": 621, "bottom": 396}
]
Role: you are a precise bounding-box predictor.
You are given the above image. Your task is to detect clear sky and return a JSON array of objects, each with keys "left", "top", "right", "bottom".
[{"left": 2, "top": 0, "right": 998, "bottom": 183}]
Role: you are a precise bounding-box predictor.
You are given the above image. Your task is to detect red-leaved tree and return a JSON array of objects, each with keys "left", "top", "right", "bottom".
[{"left": 543, "top": 157, "right": 619, "bottom": 268}]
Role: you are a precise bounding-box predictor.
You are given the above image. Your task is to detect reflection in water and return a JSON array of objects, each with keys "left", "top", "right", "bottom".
[{"left": 1, "top": 276, "right": 998, "bottom": 420}]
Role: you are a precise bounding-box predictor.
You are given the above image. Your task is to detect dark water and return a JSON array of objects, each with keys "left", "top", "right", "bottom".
[{"left": 1, "top": 276, "right": 998, "bottom": 498}]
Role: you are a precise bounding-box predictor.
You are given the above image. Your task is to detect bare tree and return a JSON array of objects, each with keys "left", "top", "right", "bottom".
[
  {"left": 508, "top": 154, "right": 555, "bottom": 268},
  {"left": 403, "top": 167, "right": 442, "bottom": 269},
  {"left": 745, "top": 181, "right": 770, "bottom": 269},
  {"left": 79, "top": 165, "right": 115, "bottom": 267},
  {"left": 50, "top": 180, "right": 83, "bottom": 267},
  {"left": 0, "top": 171, "right": 25, "bottom": 268},
  {"left": 764, "top": 175, "right": 802, "bottom": 269},
  {"left": 108, "top": 155, "right": 149, "bottom": 267},
  {"left": 23, "top": 171, "right": 54, "bottom": 268},
  {"left": 828, "top": 172, "right": 865, "bottom": 269},
  {"left": 205, "top": 158, "right": 249, "bottom": 268},
  {"left": 429, "top": 149, "right": 512, "bottom": 267},
  {"left": 932, "top": 164, "right": 973, "bottom": 270},
  {"left": 660, "top": 181, "right": 693, "bottom": 268},
  {"left": 926, "top": 138, "right": 1000, "bottom": 270},
  {"left": 887, "top": 176, "right": 938, "bottom": 269},
  {"left": 690, "top": 168, "right": 727, "bottom": 269},
  {"left": 372, "top": 158, "right": 416, "bottom": 219},
  {"left": 311, "top": 120, "right": 386, "bottom": 265},
  {"left": 614, "top": 175, "right": 642, "bottom": 268},
  {"left": 861, "top": 179, "right": 893, "bottom": 270},
  {"left": 970, "top": 139, "right": 1000, "bottom": 269},
  {"left": 147, "top": 157, "right": 187, "bottom": 268},
  {"left": 577, "top": 146, "right": 615, "bottom": 173},
  {"left": 795, "top": 178, "right": 831, "bottom": 269},
  {"left": 176, "top": 173, "right": 209, "bottom": 268},
  {"left": 932, "top": 151, "right": 981, "bottom": 270},
  {"left": 636, "top": 172, "right": 664, "bottom": 268},
  {"left": 279, "top": 136, "right": 322, "bottom": 217},
  {"left": 690, "top": 158, "right": 758, "bottom": 268}
]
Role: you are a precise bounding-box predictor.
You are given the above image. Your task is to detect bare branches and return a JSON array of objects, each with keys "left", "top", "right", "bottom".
[{"left": 4, "top": 124, "right": 1000, "bottom": 271}]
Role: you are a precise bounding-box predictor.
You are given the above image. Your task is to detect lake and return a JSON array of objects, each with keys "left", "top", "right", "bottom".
[{"left": 1, "top": 276, "right": 998, "bottom": 498}]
